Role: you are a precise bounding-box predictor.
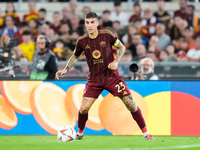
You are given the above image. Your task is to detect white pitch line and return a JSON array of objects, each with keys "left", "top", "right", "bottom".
[{"left": 86, "top": 144, "right": 200, "bottom": 150}]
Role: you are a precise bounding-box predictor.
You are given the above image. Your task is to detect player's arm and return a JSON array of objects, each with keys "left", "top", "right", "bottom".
[
  {"left": 108, "top": 39, "right": 125, "bottom": 70},
  {"left": 114, "top": 39, "right": 126, "bottom": 62},
  {"left": 55, "top": 54, "right": 79, "bottom": 79},
  {"left": 64, "top": 54, "right": 80, "bottom": 71}
]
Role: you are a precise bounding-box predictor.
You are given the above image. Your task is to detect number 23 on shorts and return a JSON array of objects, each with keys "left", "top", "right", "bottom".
[{"left": 115, "top": 82, "right": 126, "bottom": 93}]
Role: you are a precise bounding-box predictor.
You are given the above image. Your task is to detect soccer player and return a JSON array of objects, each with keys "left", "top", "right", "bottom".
[{"left": 55, "top": 12, "right": 154, "bottom": 140}]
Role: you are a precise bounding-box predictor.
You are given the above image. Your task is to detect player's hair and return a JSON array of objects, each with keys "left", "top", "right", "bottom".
[{"left": 85, "top": 12, "right": 98, "bottom": 19}]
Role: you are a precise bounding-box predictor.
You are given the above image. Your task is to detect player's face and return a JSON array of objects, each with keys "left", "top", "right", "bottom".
[
  {"left": 37, "top": 38, "right": 46, "bottom": 52},
  {"left": 85, "top": 18, "right": 99, "bottom": 34}
]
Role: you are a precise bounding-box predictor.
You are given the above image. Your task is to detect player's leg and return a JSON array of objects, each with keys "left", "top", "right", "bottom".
[
  {"left": 120, "top": 95, "right": 154, "bottom": 140},
  {"left": 76, "top": 82, "right": 103, "bottom": 140},
  {"left": 105, "top": 77, "right": 154, "bottom": 140},
  {"left": 76, "top": 97, "right": 96, "bottom": 140}
]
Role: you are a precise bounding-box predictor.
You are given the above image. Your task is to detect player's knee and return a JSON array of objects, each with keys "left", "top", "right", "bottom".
[{"left": 80, "top": 106, "right": 90, "bottom": 114}]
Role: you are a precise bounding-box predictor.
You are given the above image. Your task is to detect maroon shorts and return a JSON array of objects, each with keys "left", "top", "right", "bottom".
[{"left": 83, "top": 77, "right": 131, "bottom": 98}]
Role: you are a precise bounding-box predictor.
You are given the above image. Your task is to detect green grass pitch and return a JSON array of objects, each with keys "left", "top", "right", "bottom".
[{"left": 0, "top": 135, "right": 200, "bottom": 150}]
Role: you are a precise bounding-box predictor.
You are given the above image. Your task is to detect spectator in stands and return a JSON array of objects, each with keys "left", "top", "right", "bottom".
[
  {"left": 79, "top": 6, "right": 91, "bottom": 27},
  {"left": 13, "top": 21, "right": 28, "bottom": 44},
  {"left": 69, "top": 0, "right": 80, "bottom": 18},
  {"left": 159, "top": 50, "right": 169, "bottom": 61},
  {"left": 50, "top": 12, "right": 62, "bottom": 36},
  {"left": 102, "top": 10, "right": 112, "bottom": 28},
  {"left": 183, "top": 26, "right": 195, "bottom": 50},
  {"left": 176, "top": 50, "right": 188, "bottom": 62},
  {"left": 174, "top": 0, "right": 187, "bottom": 20},
  {"left": 122, "top": 24, "right": 138, "bottom": 47},
  {"left": 166, "top": 43, "right": 177, "bottom": 56},
  {"left": 154, "top": 0, "right": 171, "bottom": 29},
  {"left": 170, "top": 16, "right": 183, "bottom": 41},
  {"left": 28, "top": 19, "right": 39, "bottom": 41},
  {"left": 1, "top": 16, "right": 19, "bottom": 37},
  {"left": 0, "top": 9, "right": 3, "bottom": 28},
  {"left": 45, "top": 28, "right": 57, "bottom": 43},
  {"left": 97, "top": 16, "right": 105, "bottom": 30},
  {"left": 112, "top": 21, "right": 126, "bottom": 41},
  {"left": 70, "top": 15, "right": 83, "bottom": 35},
  {"left": 52, "top": 39, "right": 66, "bottom": 60},
  {"left": 5, "top": 2, "right": 20, "bottom": 27},
  {"left": 38, "top": 8, "right": 50, "bottom": 27},
  {"left": 148, "top": 36, "right": 160, "bottom": 54},
  {"left": 146, "top": 51, "right": 159, "bottom": 62},
  {"left": 67, "top": 30, "right": 80, "bottom": 51},
  {"left": 156, "top": 23, "right": 170, "bottom": 50},
  {"left": 186, "top": 5, "right": 199, "bottom": 35},
  {"left": 127, "top": 33, "right": 142, "bottom": 57},
  {"left": 133, "top": 43, "right": 147, "bottom": 61},
  {"left": 176, "top": 37, "right": 189, "bottom": 52},
  {"left": 110, "top": 0, "right": 128, "bottom": 28},
  {"left": 164, "top": 43, "right": 177, "bottom": 61},
  {"left": 187, "top": 36, "right": 200, "bottom": 62},
  {"left": 16, "top": 30, "right": 35, "bottom": 61},
  {"left": 61, "top": 7, "right": 71, "bottom": 28},
  {"left": 60, "top": 23, "right": 70, "bottom": 36},
  {"left": 0, "top": 34, "right": 11, "bottom": 47},
  {"left": 141, "top": 7, "right": 159, "bottom": 39},
  {"left": 30, "top": 35, "right": 58, "bottom": 80},
  {"left": 60, "top": 23, "right": 71, "bottom": 43},
  {"left": 131, "top": 57, "right": 159, "bottom": 80},
  {"left": 40, "top": 24, "right": 50, "bottom": 35},
  {"left": 23, "top": 1, "right": 38, "bottom": 22},
  {"left": 129, "top": 2, "right": 142, "bottom": 23}
]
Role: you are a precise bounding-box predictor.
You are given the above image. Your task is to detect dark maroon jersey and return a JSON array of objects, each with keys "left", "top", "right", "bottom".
[{"left": 74, "top": 30, "right": 121, "bottom": 83}]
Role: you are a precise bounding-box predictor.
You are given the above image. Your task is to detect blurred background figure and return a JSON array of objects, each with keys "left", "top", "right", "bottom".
[
  {"left": 23, "top": 1, "right": 38, "bottom": 22},
  {"left": 187, "top": 36, "right": 200, "bottom": 62},
  {"left": 38, "top": 8, "right": 50, "bottom": 28},
  {"left": 110, "top": 0, "right": 128, "bottom": 28},
  {"left": 5, "top": 2, "right": 20, "bottom": 27},
  {"left": 16, "top": 30, "right": 35, "bottom": 61},
  {"left": 1, "top": 16, "right": 19, "bottom": 37},
  {"left": 155, "top": 23, "right": 170, "bottom": 50},
  {"left": 50, "top": 12, "right": 62, "bottom": 36},
  {"left": 129, "top": 1, "right": 142, "bottom": 23},
  {"left": 154, "top": 0, "right": 171, "bottom": 29},
  {"left": 30, "top": 35, "right": 58, "bottom": 80},
  {"left": 131, "top": 57, "right": 159, "bottom": 80},
  {"left": 61, "top": 7, "right": 71, "bottom": 28},
  {"left": 102, "top": 10, "right": 112, "bottom": 28},
  {"left": 141, "top": 7, "right": 160, "bottom": 40}
]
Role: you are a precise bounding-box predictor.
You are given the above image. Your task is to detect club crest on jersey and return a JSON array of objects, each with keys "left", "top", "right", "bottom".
[
  {"left": 92, "top": 50, "right": 101, "bottom": 59},
  {"left": 100, "top": 41, "right": 106, "bottom": 47}
]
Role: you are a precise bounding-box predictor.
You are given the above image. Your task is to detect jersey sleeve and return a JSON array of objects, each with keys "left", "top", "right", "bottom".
[
  {"left": 74, "top": 38, "right": 84, "bottom": 57},
  {"left": 107, "top": 30, "right": 119, "bottom": 47}
]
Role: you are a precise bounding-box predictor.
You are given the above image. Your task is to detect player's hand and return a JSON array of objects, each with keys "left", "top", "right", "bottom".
[
  {"left": 108, "top": 60, "right": 118, "bottom": 70},
  {"left": 55, "top": 69, "right": 67, "bottom": 80}
]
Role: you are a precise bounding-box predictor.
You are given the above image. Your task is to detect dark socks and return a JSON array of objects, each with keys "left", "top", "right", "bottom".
[{"left": 78, "top": 111, "right": 88, "bottom": 132}]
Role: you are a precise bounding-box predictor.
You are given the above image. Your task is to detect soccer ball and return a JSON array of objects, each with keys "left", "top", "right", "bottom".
[{"left": 57, "top": 125, "right": 76, "bottom": 142}]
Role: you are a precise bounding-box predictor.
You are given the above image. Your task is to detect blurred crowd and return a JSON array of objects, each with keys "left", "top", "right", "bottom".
[{"left": 1, "top": 0, "right": 200, "bottom": 66}]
